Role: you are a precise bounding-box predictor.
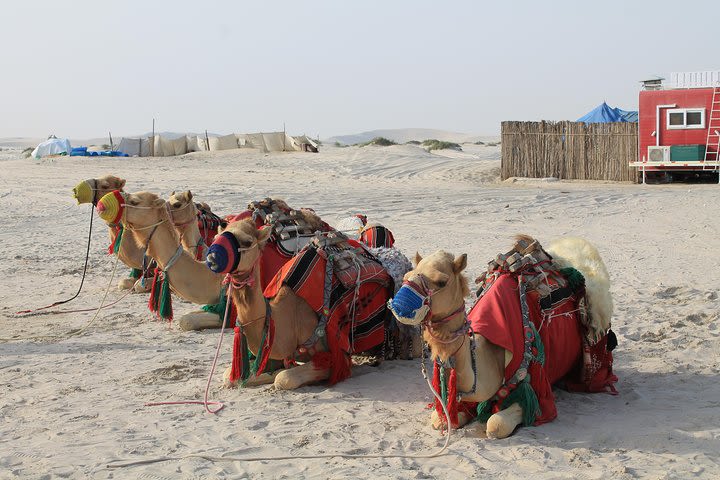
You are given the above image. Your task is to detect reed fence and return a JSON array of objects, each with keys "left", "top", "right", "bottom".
[{"left": 501, "top": 121, "right": 638, "bottom": 182}]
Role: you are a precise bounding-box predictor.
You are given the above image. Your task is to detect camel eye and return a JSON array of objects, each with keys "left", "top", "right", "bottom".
[
  {"left": 172, "top": 202, "right": 182, "bottom": 209},
  {"left": 239, "top": 239, "right": 253, "bottom": 248},
  {"left": 128, "top": 198, "right": 139, "bottom": 206},
  {"left": 436, "top": 280, "right": 447, "bottom": 288}
]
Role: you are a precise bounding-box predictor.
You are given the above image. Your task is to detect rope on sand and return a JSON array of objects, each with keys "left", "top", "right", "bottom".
[
  {"left": 0, "top": 234, "right": 126, "bottom": 343},
  {"left": 107, "top": 361, "right": 455, "bottom": 468}
]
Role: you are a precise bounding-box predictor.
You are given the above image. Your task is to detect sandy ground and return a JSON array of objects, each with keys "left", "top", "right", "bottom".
[{"left": 0, "top": 144, "right": 719, "bottom": 479}]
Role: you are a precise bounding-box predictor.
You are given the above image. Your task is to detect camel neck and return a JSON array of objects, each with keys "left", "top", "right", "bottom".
[
  {"left": 229, "top": 267, "right": 267, "bottom": 354},
  {"left": 131, "top": 220, "right": 222, "bottom": 305}
]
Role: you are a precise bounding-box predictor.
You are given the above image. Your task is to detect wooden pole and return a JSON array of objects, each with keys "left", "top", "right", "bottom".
[
  {"left": 151, "top": 118, "right": 155, "bottom": 157},
  {"left": 205, "top": 130, "right": 210, "bottom": 151},
  {"left": 283, "top": 122, "right": 286, "bottom": 151},
  {"left": 108, "top": 132, "right": 114, "bottom": 151}
]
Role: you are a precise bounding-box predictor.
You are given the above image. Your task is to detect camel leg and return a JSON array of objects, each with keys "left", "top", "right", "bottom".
[
  {"left": 222, "top": 366, "right": 280, "bottom": 388},
  {"left": 273, "top": 363, "right": 330, "bottom": 390},
  {"left": 485, "top": 403, "right": 523, "bottom": 439},
  {"left": 430, "top": 409, "right": 475, "bottom": 430},
  {"left": 177, "top": 311, "right": 223, "bottom": 331}
]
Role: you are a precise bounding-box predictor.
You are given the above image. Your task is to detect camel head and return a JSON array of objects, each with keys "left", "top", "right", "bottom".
[
  {"left": 167, "top": 190, "right": 198, "bottom": 226},
  {"left": 389, "top": 250, "right": 469, "bottom": 326},
  {"left": 96, "top": 190, "right": 169, "bottom": 231},
  {"left": 206, "top": 219, "right": 271, "bottom": 276},
  {"left": 72, "top": 175, "right": 126, "bottom": 205}
]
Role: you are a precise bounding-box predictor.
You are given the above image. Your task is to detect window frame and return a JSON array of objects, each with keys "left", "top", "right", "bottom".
[{"left": 666, "top": 108, "right": 706, "bottom": 130}]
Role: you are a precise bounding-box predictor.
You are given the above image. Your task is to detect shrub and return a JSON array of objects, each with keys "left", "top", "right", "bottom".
[
  {"left": 421, "top": 139, "right": 462, "bottom": 151},
  {"left": 359, "top": 137, "right": 397, "bottom": 147},
  {"left": 405, "top": 140, "right": 421, "bottom": 145}
]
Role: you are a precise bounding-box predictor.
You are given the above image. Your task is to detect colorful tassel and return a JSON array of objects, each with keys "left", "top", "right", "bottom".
[
  {"left": 108, "top": 224, "right": 124, "bottom": 255},
  {"left": 560, "top": 267, "right": 585, "bottom": 293},
  {"left": 230, "top": 326, "right": 242, "bottom": 382},
  {"left": 158, "top": 274, "right": 173, "bottom": 321},
  {"left": 447, "top": 368, "right": 458, "bottom": 427},
  {"left": 129, "top": 268, "right": 142, "bottom": 279}
]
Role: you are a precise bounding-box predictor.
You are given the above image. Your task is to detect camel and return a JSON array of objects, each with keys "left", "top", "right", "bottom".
[
  {"left": 167, "top": 190, "right": 224, "bottom": 261},
  {"left": 96, "top": 190, "right": 227, "bottom": 330},
  {"left": 389, "top": 235, "right": 616, "bottom": 438},
  {"left": 72, "top": 175, "right": 148, "bottom": 291},
  {"left": 207, "top": 219, "right": 394, "bottom": 390},
  {"left": 95, "top": 191, "right": 335, "bottom": 332}
]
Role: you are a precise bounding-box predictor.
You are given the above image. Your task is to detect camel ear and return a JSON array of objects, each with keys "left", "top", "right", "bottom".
[
  {"left": 185, "top": 190, "right": 193, "bottom": 200},
  {"left": 170, "top": 190, "right": 175, "bottom": 197},
  {"left": 414, "top": 252, "right": 423, "bottom": 266},
  {"left": 453, "top": 253, "right": 468, "bottom": 273},
  {"left": 119, "top": 179, "right": 126, "bottom": 189},
  {"left": 257, "top": 226, "right": 272, "bottom": 248}
]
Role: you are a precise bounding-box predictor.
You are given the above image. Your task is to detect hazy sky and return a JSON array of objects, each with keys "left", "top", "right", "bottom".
[{"left": 2, "top": 0, "right": 717, "bottom": 139}]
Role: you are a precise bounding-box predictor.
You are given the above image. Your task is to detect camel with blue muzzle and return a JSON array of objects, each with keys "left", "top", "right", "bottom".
[
  {"left": 206, "top": 220, "right": 399, "bottom": 390},
  {"left": 389, "top": 236, "right": 617, "bottom": 439}
]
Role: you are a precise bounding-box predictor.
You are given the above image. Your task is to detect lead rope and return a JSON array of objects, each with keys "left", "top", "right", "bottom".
[
  {"left": 144, "top": 283, "right": 231, "bottom": 413},
  {"left": 16, "top": 206, "right": 95, "bottom": 315},
  {"left": 107, "top": 365, "right": 453, "bottom": 469},
  {"left": 1, "top": 225, "right": 126, "bottom": 342}
]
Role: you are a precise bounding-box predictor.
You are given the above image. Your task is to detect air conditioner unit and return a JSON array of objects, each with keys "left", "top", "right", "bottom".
[{"left": 647, "top": 145, "right": 670, "bottom": 162}]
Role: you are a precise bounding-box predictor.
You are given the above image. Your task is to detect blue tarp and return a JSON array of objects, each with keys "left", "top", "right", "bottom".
[{"left": 577, "top": 102, "right": 638, "bottom": 123}]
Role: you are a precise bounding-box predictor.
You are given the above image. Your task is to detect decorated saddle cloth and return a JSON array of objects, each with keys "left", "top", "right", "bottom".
[
  {"left": 224, "top": 199, "right": 332, "bottom": 289},
  {"left": 195, "top": 204, "right": 225, "bottom": 259},
  {"left": 468, "top": 241, "right": 617, "bottom": 426},
  {"left": 263, "top": 233, "right": 393, "bottom": 384}
]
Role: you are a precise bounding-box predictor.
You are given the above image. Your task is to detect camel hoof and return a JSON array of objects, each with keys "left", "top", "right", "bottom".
[
  {"left": 117, "top": 278, "right": 135, "bottom": 290},
  {"left": 430, "top": 410, "right": 447, "bottom": 431},
  {"left": 222, "top": 367, "right": 237, "bottom": 388},
  {"left": 485, "top": 415, "right": 513, "bottom": 439}
]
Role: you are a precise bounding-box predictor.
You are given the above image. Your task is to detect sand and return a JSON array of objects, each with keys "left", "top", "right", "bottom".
[{"left": 0, "top": 144, "right": 718, "bottom": 479}]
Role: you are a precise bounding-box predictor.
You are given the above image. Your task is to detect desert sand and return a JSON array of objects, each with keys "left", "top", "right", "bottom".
[{"left": 1, "top": 144, "right": 718, "bottom": 479}]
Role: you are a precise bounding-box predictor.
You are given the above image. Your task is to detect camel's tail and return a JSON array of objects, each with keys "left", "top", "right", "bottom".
[{"left": 546, "top": 237, "right": 613, "bottom": 342}]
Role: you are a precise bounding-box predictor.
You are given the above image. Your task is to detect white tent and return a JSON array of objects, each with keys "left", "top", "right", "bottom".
[
  {"left": 116, "top": 137, "right": 152, "bottom": 156},
  {"left": 31, "top": 137, "right": 72, "bottom": 159}
]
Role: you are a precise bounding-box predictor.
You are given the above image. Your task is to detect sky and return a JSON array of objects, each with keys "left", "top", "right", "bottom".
[{"left": 1, "top": 0, "right": 718, "bottom": 139}]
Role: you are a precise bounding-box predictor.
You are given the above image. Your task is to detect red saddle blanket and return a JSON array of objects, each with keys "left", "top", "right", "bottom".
[
  {"left": 263, "top": 238, "right": 393, "bottom": 383},
  {"left": 468, "top": 273, "right": 616, "bottom": 425}
]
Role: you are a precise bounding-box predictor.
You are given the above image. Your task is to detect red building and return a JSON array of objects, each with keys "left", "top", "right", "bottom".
[{"left": 633, "top": 71, "right": 720, "bottom": 181}]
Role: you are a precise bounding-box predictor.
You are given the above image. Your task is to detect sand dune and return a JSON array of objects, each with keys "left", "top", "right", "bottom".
[{"left": 0, "top": 145, "right": 718, "bottom": 478}]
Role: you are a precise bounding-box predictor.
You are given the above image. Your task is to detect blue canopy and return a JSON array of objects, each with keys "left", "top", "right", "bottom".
[{"left": 577, "top": 102, "right": 637, "bottom": 123}]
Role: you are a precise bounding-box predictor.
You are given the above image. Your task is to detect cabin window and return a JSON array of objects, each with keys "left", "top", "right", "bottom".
[{"left": 666, "top": 108, "right": 705, "bottom": 129}]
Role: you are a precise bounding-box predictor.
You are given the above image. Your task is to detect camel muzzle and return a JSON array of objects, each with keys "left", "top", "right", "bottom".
[
  {"left": 388, "top": 282, "right": 431, "bottom": 326},
  {"left": 96, "top": 190, "right": 125, "bottom": 224},
  {"left": 206, "top": 232, "right": 242, "bottom": 274},
  {"left": 72, "top": 180, "right": 93, "bottom": 205}
]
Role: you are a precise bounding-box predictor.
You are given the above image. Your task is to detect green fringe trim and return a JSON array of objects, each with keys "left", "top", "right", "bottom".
[
  {"left": 158, "top": 275, "right": 172, "bottom": 320},
  {"left": 439, "top": 366, "right": 448, "bottom": 405},
  {"left": 559, "top": 267, "right": 585, "bottom": 293},
  {"left": 531, "top": 322, "right": 545, "bottom": 366},
  {"left": 476, "top": 378, "right": 541, "bottom": 427},
  {"left": 240, "top": 332, "right": 250, "bottom": 383},
  {"left": 129, "top": 268, "right": 143, "bottom": 279}
]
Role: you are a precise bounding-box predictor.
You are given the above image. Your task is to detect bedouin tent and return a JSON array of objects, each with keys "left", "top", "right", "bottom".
[
  {"left": 577, "top": 102, "right": 638, "bottom": 123},
  {"left": 31, "top": 137, "right": 72, "bottom": 159}
]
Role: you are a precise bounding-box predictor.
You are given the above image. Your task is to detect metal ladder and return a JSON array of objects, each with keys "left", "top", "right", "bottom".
[{"left": 703, "top": 86, "right": 720, "bottom": 171}]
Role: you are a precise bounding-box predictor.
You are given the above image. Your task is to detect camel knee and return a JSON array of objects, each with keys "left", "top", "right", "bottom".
[
  {"left": 132, "top": 280, "right": 151, "bottom": 294},
  {"left": 485, "top": 403, "right": 523, "bottom": 439}
]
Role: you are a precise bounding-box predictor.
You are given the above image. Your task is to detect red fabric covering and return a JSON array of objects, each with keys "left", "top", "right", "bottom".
[
  {"left": 263, "top": 240, "right": 392, "bottom": 384},
  {"left": 224, "top": 209, "right": 333, "bottom": 289},
  {"left": 468, "top": 274, "right": 583, "bottom": 425}
]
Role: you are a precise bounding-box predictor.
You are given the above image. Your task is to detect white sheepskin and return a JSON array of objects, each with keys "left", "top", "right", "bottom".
[
  {"left": 546, "top": 237, "right": 613, "bottom": 342},
  {"left": 369, "top": 246, "right": 413, "bottom": 294}
]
